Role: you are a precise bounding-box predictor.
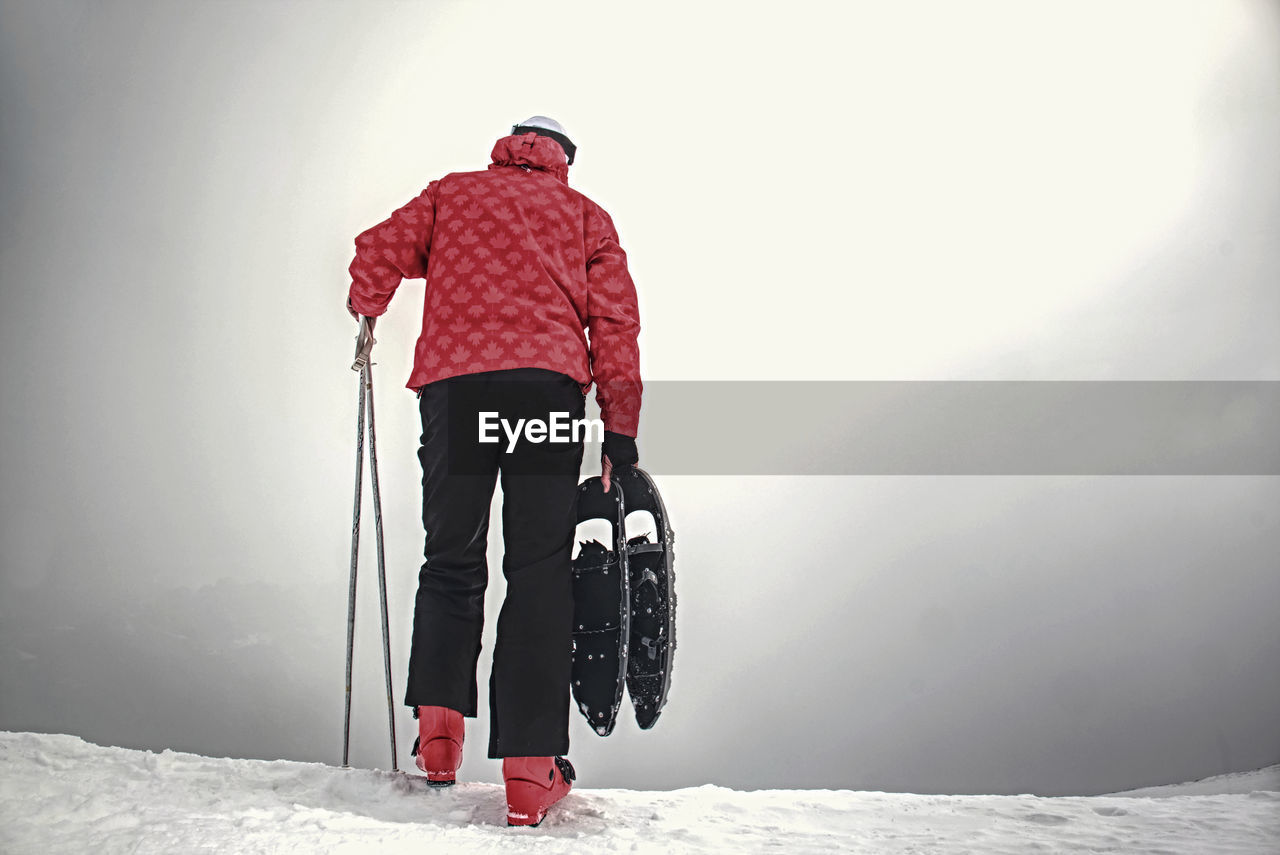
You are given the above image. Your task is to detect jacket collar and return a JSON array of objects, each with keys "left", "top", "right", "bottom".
[{"left": 489, "top": 133, "right": 570, "bottom": 184}]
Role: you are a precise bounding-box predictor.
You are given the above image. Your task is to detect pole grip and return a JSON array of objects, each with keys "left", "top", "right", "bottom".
[{"left": 352, "top": 316, "right": 376, "bottom": 372}]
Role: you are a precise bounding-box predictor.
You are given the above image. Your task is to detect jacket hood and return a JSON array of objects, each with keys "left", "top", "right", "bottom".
[{"left": 489, "top": 133, "right": 570, "bottom": 184}]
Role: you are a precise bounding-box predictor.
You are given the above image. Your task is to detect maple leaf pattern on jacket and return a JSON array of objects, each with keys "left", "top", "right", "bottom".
[
  {"left": 348, "top": 186, "right": 436, "bottom": 316},
  {"left": 347, "top": 133, "right": 642, "bottom": 436}
]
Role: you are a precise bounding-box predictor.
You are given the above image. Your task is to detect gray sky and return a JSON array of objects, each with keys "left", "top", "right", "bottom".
[{"left": 1, "top": 0, "right": 1277, "bottom": 796}]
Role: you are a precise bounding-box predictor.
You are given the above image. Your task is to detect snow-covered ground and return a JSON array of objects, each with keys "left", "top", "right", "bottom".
[{"left": 1, "top": 732, "right": 1276, "bottom": 854}]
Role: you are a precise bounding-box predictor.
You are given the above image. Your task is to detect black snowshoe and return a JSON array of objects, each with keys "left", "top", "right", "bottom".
[
  {"left": 616, "top": 466, "right": 676, "bottom": 730},
  {"left": 570, "top": 476, "right": 630, "bottom": 736},
  {"left": 570, "top": 466, "right": 675, "bottom": 734}
]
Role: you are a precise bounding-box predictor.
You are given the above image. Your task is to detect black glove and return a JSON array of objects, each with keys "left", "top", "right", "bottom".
[{"left": 602, "top": 431, "right": 638, "bottom": 467}]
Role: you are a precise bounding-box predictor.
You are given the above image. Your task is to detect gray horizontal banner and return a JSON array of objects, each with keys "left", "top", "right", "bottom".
[{"left": 587, "top": 382, "right": 1280, "bottom": 475}]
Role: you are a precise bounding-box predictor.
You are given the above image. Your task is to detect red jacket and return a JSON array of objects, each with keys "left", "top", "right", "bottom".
[{"left": 347, "top": 132, "right": 642, "bottom": 437}]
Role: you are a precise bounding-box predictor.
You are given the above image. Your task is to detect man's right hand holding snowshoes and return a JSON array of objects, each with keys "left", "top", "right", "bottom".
[{"left": 601, "top": 431, "right": 638, "bottom": 493}]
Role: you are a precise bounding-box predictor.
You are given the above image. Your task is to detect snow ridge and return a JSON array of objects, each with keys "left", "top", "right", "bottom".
[
  {"left": 1109, "top": 764, "right": 1280, "bottom": 797},
  {"left": 1, "top": 732, "right": 1276, "bottom": 854}
]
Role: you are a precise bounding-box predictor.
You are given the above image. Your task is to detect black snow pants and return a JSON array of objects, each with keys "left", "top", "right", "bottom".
[{"left": 404, "top": 368, "right": 585, "bottom": 758}]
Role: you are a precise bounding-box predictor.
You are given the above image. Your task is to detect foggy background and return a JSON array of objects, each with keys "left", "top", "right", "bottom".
[{"left": 2, "top": 0, "right": 1277, "bottom": 797}]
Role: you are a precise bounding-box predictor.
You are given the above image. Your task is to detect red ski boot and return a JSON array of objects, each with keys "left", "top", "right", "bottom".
[
  {"left": 412, "top": 705, "right": 464, "bottom": 786},
  {"left": 503, "top": 756, "right": 575, "bottom": 827}
]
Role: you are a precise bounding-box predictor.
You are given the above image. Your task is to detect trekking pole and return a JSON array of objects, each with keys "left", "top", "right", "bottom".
[
  {"left": 343, "top": 317, "right": 400, "bottom": 772},
  {"left": 363, "top": 335, "right": 399, "bottom": 773},
  {"left": 342, "top": 324, "right": 367, "bottom": 768}
]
